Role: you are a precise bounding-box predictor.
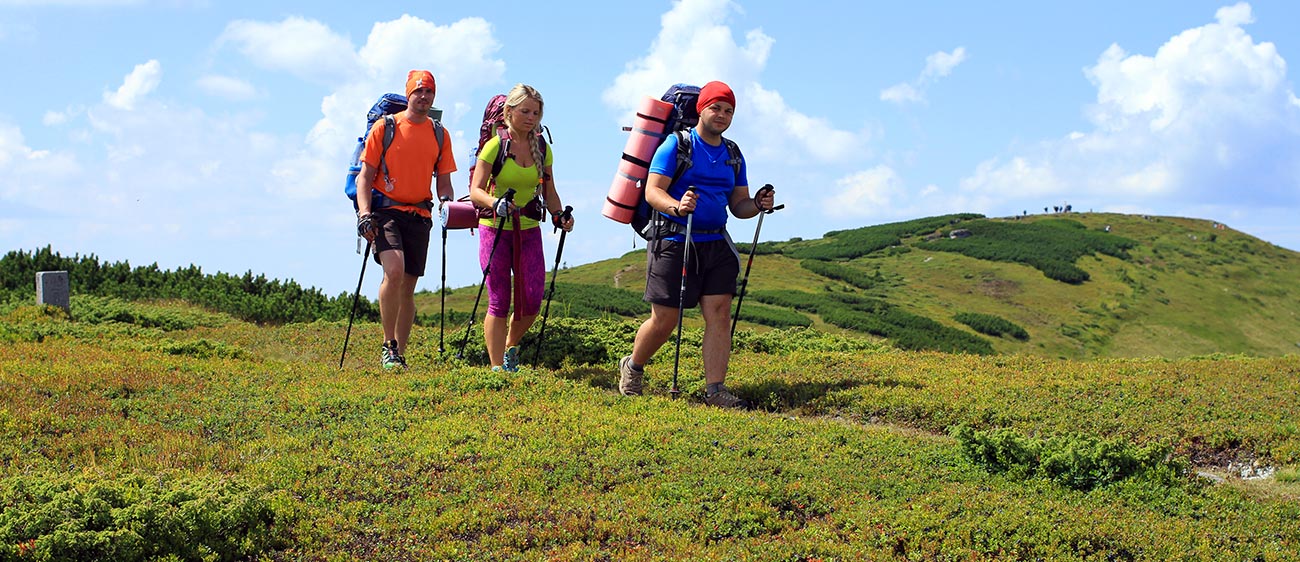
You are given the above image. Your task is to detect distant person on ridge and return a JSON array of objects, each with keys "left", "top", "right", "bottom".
[
  {"left": 356, "top": 69, "right": 457, "bottom": 369},
  {"left": 467, "top": 83, "right": 574, "bottom": 372},
  {"left": 618, "top": 80, "right": 776, "bottom": 408}
]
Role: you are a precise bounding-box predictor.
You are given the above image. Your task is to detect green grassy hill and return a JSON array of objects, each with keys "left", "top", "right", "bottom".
[
  {"left": 445, "top": 212, "right": 1300, "bottom": 359},
  {"left": 2, "top": 300, "right": 1298, "bottom": 560}
]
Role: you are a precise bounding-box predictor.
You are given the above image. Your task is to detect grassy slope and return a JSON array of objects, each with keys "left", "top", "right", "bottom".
[
  {"left": 3, "top": 304, "right": 1299, "bottom": 560},
  {"left": 491, "top": 212, "right": 1300, "bottom": 359}
]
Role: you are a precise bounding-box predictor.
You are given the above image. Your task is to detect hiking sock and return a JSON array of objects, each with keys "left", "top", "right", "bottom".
[{"left": 706, "top": 382, "right": 724, "bottom": 395}]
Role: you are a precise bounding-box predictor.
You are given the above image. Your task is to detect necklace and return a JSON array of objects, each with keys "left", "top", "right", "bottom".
[{"left": 700, "top": 140, "right": 727, "bottom": 164}]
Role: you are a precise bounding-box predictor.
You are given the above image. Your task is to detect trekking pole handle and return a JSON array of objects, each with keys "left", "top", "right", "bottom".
[
  {"left": 553, "top": 205, "right": 573, "bottom": 233},
  {"left": 755, "top": 184, "right": 783, "bottom": 214},
  {"left": 679, "top": 186, "right": 697, "bottom": 215}
]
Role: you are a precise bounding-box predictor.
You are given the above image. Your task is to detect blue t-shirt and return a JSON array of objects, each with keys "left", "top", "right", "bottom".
[{"left": 648, "top": 129, "right": 748, "bottom": 242}]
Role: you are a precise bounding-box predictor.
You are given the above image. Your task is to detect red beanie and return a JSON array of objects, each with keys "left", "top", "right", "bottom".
[
  {"left": 697, "top": 81, "right": 735, "bottom": 113},
  {"left": 406, "top": 70, "right": 435, "bottom": 99}
]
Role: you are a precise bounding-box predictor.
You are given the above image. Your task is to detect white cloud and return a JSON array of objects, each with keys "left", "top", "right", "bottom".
[
  {"left": 603, "top": 0, "right": 770, "bottom": 107},
  {"left": 218, "top": 17, "right": 362, "bottom": 84},
  {"left": 0, "top": 121, "right": 81, "bottom": 203},
  {"left": 103, "top": 59, "right": 161, "bottom": 110},
  {"left": 881, "top": 47, "right": 967, "bottom": 105},
  {"left": 958, "top": 2, "right": 1300, "bottom": 214},
  {"left": 923, "top": 47, "right": 967, "bottom": 79},
  {"left": 825, "top": 165, "right": 904, "bottom": 218},
  {"left": 196, "top": 74, "right": 256, "bottom": 100},
  {"left": 267, "top": 15, "right": 504, "bottom": 202},
  {"left": 746, "top": 83, "right": 862, "bottom": 163},
  {"left": 880, "top": 83, "right": 921, "bottom": 104},
  {"left": 603, "top": 0, "right": 862, "bottom": 165},
  {"left": 43, "top": 110, "right": 70, "bottom": 126}
]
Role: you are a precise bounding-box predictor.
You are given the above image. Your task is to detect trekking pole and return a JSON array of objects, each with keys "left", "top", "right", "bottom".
[
  {"left": 437, "top": 194, "right": 455, "bottom": 354},
  {"left": 457, "top": 188, "right": 516, "bottom": 359},
  {"left": 339, "top": 239, "right": 372, "bottom": 369},
  {"left": 531, "top": 205, "right": 573, "bottom": 365},
  {"left": 670, "top": 187, "right": 697, "bottom": 399},
  {"left": 438, "top": 219, "right": 448, "bottom": 353},
  {"left": 731, "top": 184, "right": 783, "bottom": 341}
]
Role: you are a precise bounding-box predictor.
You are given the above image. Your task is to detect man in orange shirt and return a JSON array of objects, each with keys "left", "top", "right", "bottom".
[{"left": 356, "top": 70, "right": 457, "bottom": 369}]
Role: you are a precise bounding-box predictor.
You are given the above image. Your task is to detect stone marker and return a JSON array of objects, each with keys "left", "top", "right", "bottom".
[{"left": 36, "top": 271, "right": 70, "bottom": 313}]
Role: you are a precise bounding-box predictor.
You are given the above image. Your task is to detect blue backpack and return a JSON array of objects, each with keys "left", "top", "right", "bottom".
[
  {"left": 630, "top": 84, "right": 742, "bottom": 240},
  {"left": 344, "top": 93, "right": 446, "bottom": 211}
]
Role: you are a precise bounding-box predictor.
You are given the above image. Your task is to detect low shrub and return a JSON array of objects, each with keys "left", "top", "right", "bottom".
[
  {"left": 952, "top": 425, "right": 1186, "bottom": 491},
  {"left": 954, "top": 312, "right": 1030, "bottom": 340},
  {"left": 0, "top": 471, "right": 290, "bottom": 561}
]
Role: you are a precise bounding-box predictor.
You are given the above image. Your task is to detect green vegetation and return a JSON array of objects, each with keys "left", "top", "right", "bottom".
[
  {"left": 799, "top": 259, "right": 882, "bottom": 289},
  {"left": 954, "top": 312, "right": 1030, "bottom": 340},
  {"left": 952, "top": 425, "right": 1183, "bottom": 491},
  {"left": 545, "top": 282, "right": 650, "bottom": 319},
  {"left": 2, "top": 300, "right": 1297, "bottom": 560},
  {"left": 785, "top": 213, "right": 983, "bottom": 260},
  {"left": 13, "top": 210, "right": 1300, "bottom": 359},
  {"left": 919, "top": 219, "right": 1138, "bottom": 283},
  {"left": 0, "top": 472, "right": 283, "bottom": 561},
  {"left": 1, "top": 247, "right": 374, "bottom": 324},
  {"left": 752, "top": 291, "right": 994, "bottom": 355}
]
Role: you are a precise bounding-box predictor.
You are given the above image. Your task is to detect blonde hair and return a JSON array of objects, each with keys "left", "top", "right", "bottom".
[{"left": 503, "top": 83, "right": 545, "bottom": 173}]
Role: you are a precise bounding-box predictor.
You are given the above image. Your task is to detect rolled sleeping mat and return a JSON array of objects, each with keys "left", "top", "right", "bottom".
[
  {"left": 603, "top": 96, "right": 672, "bottom": 224},
  {"left": 440, "top": 201, "right": 479, "bottom": 230}
]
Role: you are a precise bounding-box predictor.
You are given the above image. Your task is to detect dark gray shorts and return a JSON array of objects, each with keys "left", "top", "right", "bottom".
[
  {"left": 372, "top": 209, "right": 433, "bottom": 277},
  {"left": 644, "top": 238, "right": 739, "bottom": 308}
]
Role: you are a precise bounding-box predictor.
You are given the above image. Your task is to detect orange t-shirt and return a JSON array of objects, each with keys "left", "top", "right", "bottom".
[{"left": 362, "top": 114, "right": 457, "bottom": 218}]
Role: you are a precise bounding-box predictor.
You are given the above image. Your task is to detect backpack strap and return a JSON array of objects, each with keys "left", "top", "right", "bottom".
[
  {"left": 669, "top": 129, "right": 693, "bottom": 186},
  {"left": 668, "top": 130, "right": 743, "bottom": 186},
  {"left": 483, "top": 134, "right": 548, "bottom": 219},
  {"left": 379, "top": 114, "right": 396, "bottom": 182}
]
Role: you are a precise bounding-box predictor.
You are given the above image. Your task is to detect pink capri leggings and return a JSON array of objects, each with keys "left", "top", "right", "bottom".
[{"left": 479, "top": 224, "right": 545, "bottom": 318}]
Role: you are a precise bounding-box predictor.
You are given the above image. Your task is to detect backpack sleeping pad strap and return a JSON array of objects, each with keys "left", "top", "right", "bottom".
[{"left": 372, "top": 115, "right": 443, "bottom": 212}]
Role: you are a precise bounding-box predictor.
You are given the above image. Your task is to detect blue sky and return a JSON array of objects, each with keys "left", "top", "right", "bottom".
[{"left": 3, "top": 0, "right": 1299, "bottom": 297}]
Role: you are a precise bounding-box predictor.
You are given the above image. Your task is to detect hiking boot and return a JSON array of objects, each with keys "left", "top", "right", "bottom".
[
  {"left": 503, "top": 345, "right": 521, "bottom": 372},
  {"left": 381, "top": 340, "right": 401, "bottom": 370},
  {"left": 618, "top": 355, "right": 644, "bottom": 396},
  {"left": 705, "top": 385, "right": 749, "bottom": 409}
]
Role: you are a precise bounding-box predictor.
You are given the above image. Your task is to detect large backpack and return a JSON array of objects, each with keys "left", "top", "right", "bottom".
[
  {"left": 628, "top": 83, "right": 742, "bottom": 240},
  {"left": 468, "top": 93, "right": 551, "bottom": 220},
  {"left": 344, "top": 93, "right": 446, "bottom": 211}
]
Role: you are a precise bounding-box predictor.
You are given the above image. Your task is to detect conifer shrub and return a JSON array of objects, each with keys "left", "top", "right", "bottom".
[
  {"left": 732, "top": 302, "right": 813, "bottom": 329},
  {"left": 954, "top": 312, "right": 1030, "bottom": 340},
  {"left": 920, "top": 220, "right": 1137, "bottom": 284},
  {"left": 1, "top": 247, "right": 375, "bottom": 324},
  {"left": 799, "top": 259, "right": 878, "bottom": 289},
  {"left": 0, "top": 472, "right": 289, "bottom": 561},
  {"left": 952, "top": 425, "right": 1186, "bottom": 491},
  {"left": 788, "top": 214, "right": 984, "bottom": 260}
]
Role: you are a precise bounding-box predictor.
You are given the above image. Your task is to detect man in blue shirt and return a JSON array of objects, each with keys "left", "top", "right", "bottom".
[{"left": 618, "top": 81, "right": 777, "bottom": 408}]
